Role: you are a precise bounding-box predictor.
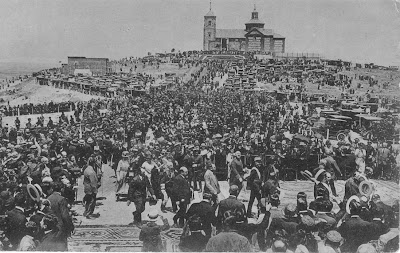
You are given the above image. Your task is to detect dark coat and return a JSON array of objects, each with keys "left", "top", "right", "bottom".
[
  {"left": 267, "top": 216, "right": 299, "bottom": 239},
  {"left": 338, "top": 215, "right": 372, "bottom": 252},
  {"left": 36, "top": 230, "right": 67, "bottom": 251},
  {"left": 179, "top": 232, "right": 209, "bottom": 252},
  {"left": 5, "top": 207, "right": 27, "bottom": 248},
  {"left": 186, "top": 200, "right": 216, "bottom": 237},
  {"left": 139, "top": 220, "right": 169, "bottom": 252},
  {"left": 172, "top": 174, "right": 191, "bottom": 203},
  {"left": 368, "top": 219, "right": 389, "bottom": 241},
  {"left": 344, "top": 177, "right": 360, "bottom": 202},
  {"left": 217, "top": 196, "right": 247, "bottom": 228},
  {"left": 247, "top": 167, "right": 262, "bottom": 192},
  {"left": 128, "top": 174, "right": 154, "bottom": 201},
  {"left": 47, "top": 192, "right": 74, "bottom": 238},
  {"left": 314, "top": 182, "right": 330, "bottom": 200}
]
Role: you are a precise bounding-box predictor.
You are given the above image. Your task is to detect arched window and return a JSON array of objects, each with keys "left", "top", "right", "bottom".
[
  {"left": 208, "top": 32, "right": 211, "bottom": 37},
  {"left": 208, "top": 20, "right": 212, "bottom": 26}
]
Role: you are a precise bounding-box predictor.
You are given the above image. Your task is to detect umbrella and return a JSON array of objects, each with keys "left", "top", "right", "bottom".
[
  {"left": 293, "top": 134, "right": 310, "bottom": 143},
  {"left": 213, "top": 134, "right": 222, "bottom": 139},
  {"left": 132, "top": 105, "right": 139, "bottom": 109}
]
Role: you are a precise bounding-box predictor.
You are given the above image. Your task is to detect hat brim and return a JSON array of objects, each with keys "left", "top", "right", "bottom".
[
  {"left": 346, "top": 195, "right": 360, "bottom": 214},
  {"left": 27, "top": 184, "right": 40, "bottom": 202},
  {"left": 314, "top": 169, "right": 326, "bottom": 181}
]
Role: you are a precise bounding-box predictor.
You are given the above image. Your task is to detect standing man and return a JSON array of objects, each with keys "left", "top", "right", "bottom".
[
  {"left": 216, "top": 185, "right": 247, "bottom": 232},
  {"left": 5, "top": 193, "right": 27, "bottom": 250},
  {"left": 204, "top": 160, "right": 221, "bottom": 207},
  {"left": 246, "top": 157, "right": 262, "bottom": 218},
  {"left": 83, "top": 157, "right": 99, "bottom": 219},
  {"left": 185, "top": 192, "right": 217, "bottom": 239},
  {"left": 183, "top": 146, "right": 195, "bottom": 190},
  {"left": 172, "top": 167, "right": 191, "bottom": 228},
  {"left": 229, "top": 151, "right": 245, "bottom": 193},
  {"left": 47, "top": 182, "right": 74, "bottom": 251},
  {"left": 192, "top": 146, "right": 204, "bottom": 192},
  {"left": 127, "top": 164, "right": 156, "bottom": 226},
  {"left": 14, "top": 117, "right": 20, "bottom": 131}
]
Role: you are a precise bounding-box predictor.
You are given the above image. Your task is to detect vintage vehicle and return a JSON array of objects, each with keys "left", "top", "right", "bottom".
[{"left": 313, "top": 114, "right": 352, "bottom": 140}]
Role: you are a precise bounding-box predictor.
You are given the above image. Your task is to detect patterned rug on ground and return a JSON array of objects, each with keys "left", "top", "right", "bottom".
[{"left": 69, "top": 225, "right": 183, "bottom": 252}]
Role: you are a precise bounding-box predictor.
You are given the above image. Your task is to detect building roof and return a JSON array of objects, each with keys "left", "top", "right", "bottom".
[
  {"left": 245, "top": 18, "right": 265, "bottom": 25},
  {"left": 273, "top": 33, "right": 285, "bottom": 39},
  {"left": 216, "top": 28, "right": 284, "bottom": 39},
  {"left": 204, "top": 9, "right": 216, "bottom": 17},
  {"left": 216, "top": 29, "right": 246, "bottom": 38},
  {"left": 245, "top": 28, "right": 274, "bottom": 36}
]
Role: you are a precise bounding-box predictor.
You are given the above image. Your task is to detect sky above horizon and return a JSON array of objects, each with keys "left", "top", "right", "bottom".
[{"left": 0, "top": 0, "right": 399, "bottom": 66}]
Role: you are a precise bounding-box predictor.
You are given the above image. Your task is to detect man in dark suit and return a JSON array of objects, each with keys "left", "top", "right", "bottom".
[
  {"left": 186, "top": 192, "right": 216, "bottom": 239},
  {"left": 343, "top": 172, "right": 365, "bottom": 202},
  {"left": 47, "top": 182, "right": 74, "bottom": 251},
  {"left": 216, "top": 185, "right": 247, "bottom": 231},
  {"left": 338, "top": 197, "right": 372, "bottom": 252},
  {"left": 368, "top": 206, "right": 390, "bottom": 241},
  {"left": 172, "top": 167, "right": 191, "bottom": 227},
  {"left": 127, "top": 165, "right": 155, "bottom": 225},
  {"left": 266, "top": 203, "right": 299, "bottom": 248},
  {"left": 371, "top": 194, "right": 395, "bottom": 227},
  {"left": 5, "top": 193, "right": 27, "bottom": 250},
  {"left": 246, "top": 156, "right": 262, "bottom": 218},
  {"left": 314, "top": 199, "right": 337, "bottom": 230}
]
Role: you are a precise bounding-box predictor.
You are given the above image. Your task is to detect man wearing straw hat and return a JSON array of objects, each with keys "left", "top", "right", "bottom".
[{"left": 139, "top": 209, "right": 169, "bottom": 252}]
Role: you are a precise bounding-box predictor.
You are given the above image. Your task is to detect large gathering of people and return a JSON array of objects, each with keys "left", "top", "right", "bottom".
[{"left": 0, "top": 52, "right": 399, "bottom": 252}]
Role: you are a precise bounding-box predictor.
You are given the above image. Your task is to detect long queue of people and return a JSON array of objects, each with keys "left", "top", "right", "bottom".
[{"left": 3, "top": 101, "right": 76, "bottom": 117}]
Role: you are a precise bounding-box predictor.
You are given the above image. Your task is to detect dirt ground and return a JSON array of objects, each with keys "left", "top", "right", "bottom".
[{"left": 0, "top": 79, "right": 104, "bottom": 107}]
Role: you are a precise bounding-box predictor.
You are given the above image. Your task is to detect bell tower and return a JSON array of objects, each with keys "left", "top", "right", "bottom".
[{"left": 203, "top": 1, "right": 216, "bottom": 51}]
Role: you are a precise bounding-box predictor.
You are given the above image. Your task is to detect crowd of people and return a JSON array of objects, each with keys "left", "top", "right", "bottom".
[
  {"left": 0, "top": 53, "right": 398, "bottom": 252},
  {"left": 3, "top": 101, "right": 76, "bottom": 117}
]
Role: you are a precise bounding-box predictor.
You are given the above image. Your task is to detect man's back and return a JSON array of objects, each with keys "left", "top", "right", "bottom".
[
  {"left": 338, "top": 216, "right": 371, "bottom": 252},
  {"left": 48, "top": 192, "right": 74, "bottom": 236},
  {"left": 6, "top": 207, "right": 26, "bottom": 247}
]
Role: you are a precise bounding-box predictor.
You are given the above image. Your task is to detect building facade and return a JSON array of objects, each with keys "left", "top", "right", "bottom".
[
  {"left": 67, "top": 57, "right": 110, "bottom": 76},
  {"left": 203, "top": 6, "right": 285, "bottom": 53}
]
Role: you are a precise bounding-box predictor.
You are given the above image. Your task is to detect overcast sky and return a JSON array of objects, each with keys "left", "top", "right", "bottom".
[{"left": 0, "top": 0, "right": 399, "bottom": 66}]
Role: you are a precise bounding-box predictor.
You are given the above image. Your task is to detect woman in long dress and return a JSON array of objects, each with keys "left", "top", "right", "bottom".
[
  {"left": 354, "top": 142, "right": 366, "bottom": 175},
  {"left": 116, "top": 151, "right": 130, "bottom": 195}
]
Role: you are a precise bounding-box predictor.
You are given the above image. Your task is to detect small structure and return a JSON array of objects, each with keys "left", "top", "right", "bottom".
[{"left": 66, "top": 57, "right": 111, "bottom": 76}]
